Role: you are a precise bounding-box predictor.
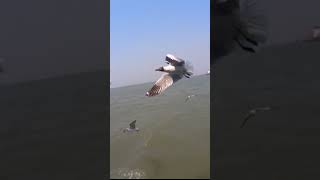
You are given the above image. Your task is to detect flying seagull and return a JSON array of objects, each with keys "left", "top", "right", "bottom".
[
  {"left": 123, "top": 120, "right": 140, "bottom": 133},
  {"left": 145, "top": 54, "right": 193, "bottom": 97},
  {"left": 185, "top": 94, "right": 196, "bottom": 102},
  {"left": 240, "top": 106, "right": 271, "bottom": 128}
]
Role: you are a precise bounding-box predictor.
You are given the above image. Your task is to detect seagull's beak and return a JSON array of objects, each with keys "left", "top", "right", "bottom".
[{"left": 155, "top": 67, "right": 164, "bottom": 71}]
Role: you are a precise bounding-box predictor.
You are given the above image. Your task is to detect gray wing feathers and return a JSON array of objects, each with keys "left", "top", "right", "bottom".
[{"left": 147, "top": 73, "right": 182, "bottom": 96}]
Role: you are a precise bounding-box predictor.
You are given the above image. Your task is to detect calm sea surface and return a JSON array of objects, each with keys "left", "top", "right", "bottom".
[{"left": 110, "top": 75, "right": 210, "bottom": 179}]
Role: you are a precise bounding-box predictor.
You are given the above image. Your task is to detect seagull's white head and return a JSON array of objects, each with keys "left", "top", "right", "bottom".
[{"left": 166, "top": 54, "right": 176, "bottom": 60}]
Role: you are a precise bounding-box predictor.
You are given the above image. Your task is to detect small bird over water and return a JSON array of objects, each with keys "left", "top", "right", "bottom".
[
  {"left": 145, "top": 54, "right": 193, "bottom": 97},
  {"left": 123, "top": 120, "right": 140, "bottom": 133},
  {"left": 185, "top": 94, "right": 196, "bottom": 102},
  {"left": 240, "top": 106, "right": 271, "bottom": 128}
]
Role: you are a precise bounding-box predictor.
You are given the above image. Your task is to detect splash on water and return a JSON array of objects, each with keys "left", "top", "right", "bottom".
[{"left": 110, "top": 168, "right": 146, "bottom": 179}]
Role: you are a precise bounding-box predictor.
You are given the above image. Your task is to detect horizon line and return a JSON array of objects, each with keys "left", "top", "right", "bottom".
[{"left": 110, "top": 73, "right": 208, "bottom": 89}]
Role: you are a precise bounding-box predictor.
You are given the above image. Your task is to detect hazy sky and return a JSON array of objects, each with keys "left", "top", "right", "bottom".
[
  {"left": 110, "top": 0, "right": 210, "bottom": 88},
  {"left": 1, "top": 0, "right": 320, "bottom": 85}
]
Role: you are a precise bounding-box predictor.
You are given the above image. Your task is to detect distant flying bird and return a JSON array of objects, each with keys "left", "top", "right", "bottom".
[
  {"left": 213, "top": 0, "right": 268, "bottom": 60},
  {"left": 185, "top": 94, "right": 196, "bottom": 102},
  {"left": 123, "top": 120, "right": 140, "bottom": 133},
  {"left": 145, "top": 54, "right": 193, "bottom": 97},
  {"left": 240, "top": 106, "right": 271, "bottom": 128}
]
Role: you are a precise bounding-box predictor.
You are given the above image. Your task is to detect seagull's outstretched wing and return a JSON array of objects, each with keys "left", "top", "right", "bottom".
[
  {"left": 165, "top": 54, "right": 185, "bottom": 66},
  {"left": 129, "top": 120, "right": 136, "bottom": 129},
  {"left": 146, "top": 73, "right": 182, "bottom": 97},
  {"left": 241, "top": 106, "right": 272, "bottom": 128},
  {"left": 255, "top": 107, "right": 271, "bottom": 112},
  {"left": 240, "top": 113, "right": 255, "bottom": 128}
]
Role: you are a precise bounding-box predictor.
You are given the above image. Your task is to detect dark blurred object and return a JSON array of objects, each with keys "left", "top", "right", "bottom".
[
  {"left": 214, "top": 0, "right": 239, "bottom": 16},
  {"left": 213, "top": 0, "right": 268, "bottom": 62},
  {"left": 213, "top": 41, "right": 320, "bottom": 179},
  {"left": 213, "top": 0, "right": 239, "bottom": 61},
  {"left": 303, "top": 26, "right": 320, "bottom": 42},
  {"left": 0, "top": 58, "right": 4, "bottom": 73}
]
